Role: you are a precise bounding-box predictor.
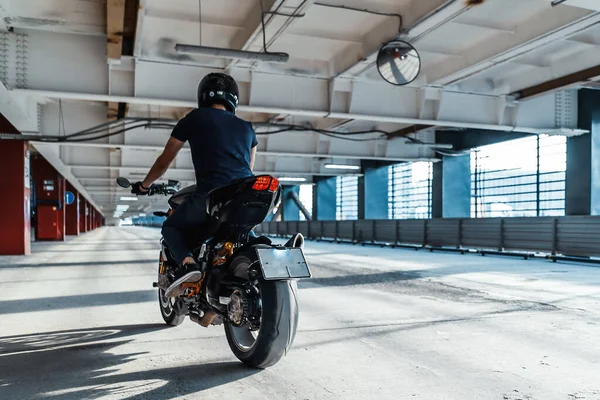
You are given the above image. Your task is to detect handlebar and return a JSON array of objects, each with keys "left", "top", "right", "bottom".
[
  {"left": 145, "top": 183, "right": 178, "bottom": 196},
  {"left": 116, "top": 177, "right": 179, "bottom": 197}
]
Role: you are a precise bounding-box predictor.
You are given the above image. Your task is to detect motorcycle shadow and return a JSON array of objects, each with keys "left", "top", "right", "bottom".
[{"left": 0, "top": 324, "right": 258, "bottom": 399}]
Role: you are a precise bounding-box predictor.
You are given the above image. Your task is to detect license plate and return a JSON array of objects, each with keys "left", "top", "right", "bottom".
[{"left": 255, "top": 248, "right": 312, "bottom": 280}]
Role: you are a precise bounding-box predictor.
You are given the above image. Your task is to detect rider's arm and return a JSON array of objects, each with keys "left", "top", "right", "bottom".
[
  {"left": 141, "top": 136, "right": 185, "bottom": 188},
  {"left": 250, "top": 123, "right": 258, "bottom": 172},
  {"left": 250, "top": 146, "right": 257, "bottom": 171}
]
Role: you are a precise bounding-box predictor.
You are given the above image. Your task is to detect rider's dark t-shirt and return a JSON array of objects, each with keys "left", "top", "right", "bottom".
[{"left": 171, "top": 108, "right": 257, "bottom": 191}]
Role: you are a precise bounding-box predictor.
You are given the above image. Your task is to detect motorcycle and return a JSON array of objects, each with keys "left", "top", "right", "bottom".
[{"left": 116, "top": 175, "right": 311, "bottom": 368}]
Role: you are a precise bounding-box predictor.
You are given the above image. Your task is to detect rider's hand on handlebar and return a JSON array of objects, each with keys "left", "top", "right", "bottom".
[{"left": 131, "top": 181, "right": 150, "bottom": 196}]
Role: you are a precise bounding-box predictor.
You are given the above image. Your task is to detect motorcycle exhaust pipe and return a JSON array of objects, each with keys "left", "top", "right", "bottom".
[{"left": 189, "top": 311, "right": 218, "bottom": 327}]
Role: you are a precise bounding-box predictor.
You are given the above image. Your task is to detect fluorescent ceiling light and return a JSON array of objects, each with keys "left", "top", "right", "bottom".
[
  {"left": 120, "top": 196, "right": 138, "bottom": 201},
  {"left": 138, "top": 213, "right": 146, "bottom": 217},
  {"left": 115, "top": 204, "right": 129, "bottom": 212},
  {"left": 405, "top": 141, "right": 454, "bottom": 149},
  {"left": 278, "top": 177, "right": 307, "bottom": 182},
  {"left": 324, "top": 164, "right": 361, "bottom": 170},
  {"left": 175, "top": 44, "right": 289, "bottom": 63}
]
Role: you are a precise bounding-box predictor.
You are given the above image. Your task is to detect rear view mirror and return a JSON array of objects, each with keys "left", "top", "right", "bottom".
[
  {"left": 376, "top": 40, "right": 421, "bottom": 86},
  {"left": 116, "top": 177, "right": 131, "bottom": 188}
]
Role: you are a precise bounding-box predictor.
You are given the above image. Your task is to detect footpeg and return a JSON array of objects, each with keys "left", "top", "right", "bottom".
[{"left": 152, "top": 282, "right": 158, "bottom": 288}]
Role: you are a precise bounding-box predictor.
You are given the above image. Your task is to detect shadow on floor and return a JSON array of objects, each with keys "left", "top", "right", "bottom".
[
  {"left": 0, "top": 290, "right": 157, "bottom": 314},
  {"left": 0, "top": 324, "right": 257, "bottom": 399},
  {"left": 299, "top": 269, "right": 422, "bottom": 288},
  {"left": 0, "top": 259, "right": 158, "bottom": 269}
]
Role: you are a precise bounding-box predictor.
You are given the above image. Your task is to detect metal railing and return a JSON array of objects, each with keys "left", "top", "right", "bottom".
[{"left": 254, "top": 216, "right": 600, "bottom": 261}]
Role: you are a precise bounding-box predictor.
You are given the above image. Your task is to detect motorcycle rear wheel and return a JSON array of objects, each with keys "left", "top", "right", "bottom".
[{"left": 224, "top": 253, "right": 299, "bottom": 369}]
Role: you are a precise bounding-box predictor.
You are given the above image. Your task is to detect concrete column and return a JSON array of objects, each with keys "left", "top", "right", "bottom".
[
  {"left": 567, "top": 89, "right": 600, "bottom": 215},
  {"left": 363, "top": 165, "right": 389, "bottom": 219},
  {"left": 432, "top": 154, "right": 471, "bottom": 218},
  {"left": 0, "top": 140, "right": 31, "bottom": 255},
  {"left": 65, "top": 182, "right": 79, "bottom": 236},
  {"left": 314, "top": 176, "right": 336, "bottom": 220},
  {"left": 282, "top": 186, "right": 300, "bottom": 221},
  {"left": 79, "top": 199, "right": 88, "bottom": 232},
  {"left": 88, "top": 206, "right": 93, "bottom": 230},
  {"left": 31, "top": 154, "right": 66, "bottom": 241}
]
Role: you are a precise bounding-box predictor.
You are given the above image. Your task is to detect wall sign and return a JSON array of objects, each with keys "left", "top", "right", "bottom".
[{"left": 65, "top": 191, "right": 75, "bottom": 205}]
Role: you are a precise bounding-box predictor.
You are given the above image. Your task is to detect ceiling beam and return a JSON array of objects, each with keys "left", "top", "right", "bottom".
[
  {"left": 387, "top": 125, "right": 435, "bottom": 139},
  {"left": 107, "top": 0, "right": 126, "bottom": 62},
  {"left": 15, "top": 88, "right": 583, "bottom": 135},
  {"left": 426, "top": 8, "right": 600, "bottom": 86},
  {"left": 68, "top": 164, "right": 370, "bottom": 177},
  {"left": 46, "top": 141, "right": 440, "bottom": 162},
  {"left": 513, "top": 64, "right": 600, "bottom": 100},
  {"left": 0, "top": 2, "right": 10, "bottom": 32}
]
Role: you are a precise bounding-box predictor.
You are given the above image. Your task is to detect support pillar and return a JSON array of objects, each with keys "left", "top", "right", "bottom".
[
  {"left": 432, "top": 154, "right": 471, "bottom": 218},
  {"left": 314, "top": 176, "right": 337, "bottom": 220},
  {"left": 31, "top": 154, "right": 65, "bottom": 241},
  {"left": 567, "top": 89, "right": 600, "bottom": 215},
  {"left": 282, "top": 186, "right": 300, "bottom": 221},
  {"left": 79, "top": 199, "right": 88, "bottom": 232},
  {"left": 0, "top": 140, "right": 31, "bottom": 255},
  {"left": 363, "top": 165, "right": 389, "bottom": 219},
  {"left": 65, "top": 182, "right": 79, "bottom": 236}
]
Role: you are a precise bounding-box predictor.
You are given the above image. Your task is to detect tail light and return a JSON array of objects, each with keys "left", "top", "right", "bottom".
[
  {"left": 252, "top": 176, "right": 279, "bottom": 192},
  {"left": 269, "top": 177, "right": 279, "bottom": 192}
]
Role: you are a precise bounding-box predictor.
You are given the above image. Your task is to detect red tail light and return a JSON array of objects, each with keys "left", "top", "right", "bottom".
[{"left": 252, "top": 176, "right": 279, "bottom": 192}]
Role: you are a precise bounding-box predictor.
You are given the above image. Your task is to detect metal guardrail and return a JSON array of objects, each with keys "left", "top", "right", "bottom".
[{"left": 254, "top": 216, "right": 600, "bottom": 261}]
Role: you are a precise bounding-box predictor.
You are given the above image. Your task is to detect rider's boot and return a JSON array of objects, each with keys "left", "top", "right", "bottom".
[{"left": 165, "top": 262, "right": 204, "bottom": 298}]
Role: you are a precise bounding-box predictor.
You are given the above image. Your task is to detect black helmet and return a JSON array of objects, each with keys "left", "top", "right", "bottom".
[{"left": 197, "top": 72, "right": 239, "bottom": 114}]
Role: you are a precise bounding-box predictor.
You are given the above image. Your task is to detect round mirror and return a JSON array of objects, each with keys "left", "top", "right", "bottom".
[
  {"left": 116, "top": 177, "right": 131, "bottom": 188},
  {"left": 376, "top": 40, "right": 421, "bottom": 86}
]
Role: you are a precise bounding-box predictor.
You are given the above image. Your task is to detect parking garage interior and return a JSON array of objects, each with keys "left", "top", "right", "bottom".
[{"left": 1, "top": 0, "right": 600, "bottom": 399}]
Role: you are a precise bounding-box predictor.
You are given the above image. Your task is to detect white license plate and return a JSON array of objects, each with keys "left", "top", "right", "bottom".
[{"left": 255, "top": 248, "right": 311, "bottom": 280}]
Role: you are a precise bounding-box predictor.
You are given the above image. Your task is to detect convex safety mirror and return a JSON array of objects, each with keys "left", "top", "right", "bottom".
[{"left": 376, "top": 40, "right": 421, "bottom": 86}]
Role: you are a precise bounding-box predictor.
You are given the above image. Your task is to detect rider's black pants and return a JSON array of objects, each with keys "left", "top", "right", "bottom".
[{"left": 161, "top": 192, "right": 208, "bottom": 265}]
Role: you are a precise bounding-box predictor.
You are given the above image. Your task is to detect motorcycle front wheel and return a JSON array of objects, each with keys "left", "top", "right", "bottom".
[
  {"left": 158, "top": 287, "right": 186, "bottom": 326},
  {"left": 224, "top": 253, "right": 299, "bottom": 369}
]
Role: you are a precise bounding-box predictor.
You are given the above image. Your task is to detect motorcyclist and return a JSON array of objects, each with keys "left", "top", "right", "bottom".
[{"left": 131, "top": 72, "right": 257, "bottom": 297}]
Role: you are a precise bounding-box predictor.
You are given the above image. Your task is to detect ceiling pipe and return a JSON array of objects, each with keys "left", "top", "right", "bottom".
[{"left": 13, "top": 89, "right": 587, "bottom": 136}]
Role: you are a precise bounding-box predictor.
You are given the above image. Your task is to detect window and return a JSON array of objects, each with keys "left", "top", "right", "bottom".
[
  {"left": 336, "top": 176, "right": 358, "bottom": 220},
  {"left": 471, "top": 134, "right": 566, "bottom": 218},
  {"left": 298, "top": 184, "right": 313, "bottom": 221},
  {"left": 388, "top": 162, "right": 433, "bottom": 219}
]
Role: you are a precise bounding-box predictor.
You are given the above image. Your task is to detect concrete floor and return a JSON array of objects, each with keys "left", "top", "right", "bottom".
[{"left": 0, "top": 227, "right": 599, "bottom": 400}]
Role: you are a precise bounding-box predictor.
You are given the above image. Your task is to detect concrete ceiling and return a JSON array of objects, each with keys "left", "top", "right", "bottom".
[{"left": 0, "top": 0, "right": 599, "bottom": 221}]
